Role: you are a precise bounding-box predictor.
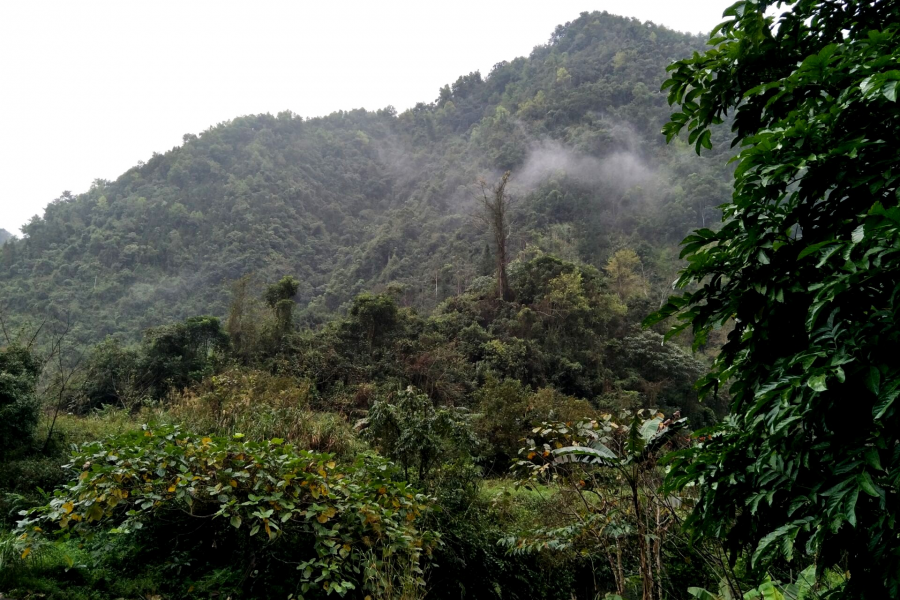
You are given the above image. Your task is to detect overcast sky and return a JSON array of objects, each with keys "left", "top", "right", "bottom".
[{"left": 0, "top": 0, "right": 733, "bottom": 235}]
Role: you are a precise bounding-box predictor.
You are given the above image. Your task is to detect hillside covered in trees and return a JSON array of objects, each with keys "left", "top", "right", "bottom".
[
  {"left": 0, "top": 11, "right": 730, "bottom": 345},
  {"left": 0, "top": 11, "right": 742, "bottom": 599},
  {"left": 4, "top": 1, "right": 899, "bottom": 598}
]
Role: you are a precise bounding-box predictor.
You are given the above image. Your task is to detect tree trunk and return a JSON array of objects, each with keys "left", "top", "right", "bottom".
[
  {"left": 631, "top": 479, "right": 654, "bottom": 600},
  {"left": 615, "top": 538, "right": 626, "bottom": 596},
  {"left": 656, "top": 505, "right": 665, "bottom": 600},
  {"left": 478, "top": 172, "right": 514, "bottom": 302},
  {"left": 497, "top": 248, "right": 510, "bottom": 301},
  {"left": 493, "top": 176, "right": 512, "bottom": 302},
  {"left": 604, "top": 546, "right": 619, "bottom": 595}
]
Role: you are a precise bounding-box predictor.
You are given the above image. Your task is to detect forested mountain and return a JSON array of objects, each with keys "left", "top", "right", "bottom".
[
  {"left": 4, "top": 2, "right": 899, "bottom": 598},
  {"left": 0, "top": 11, "right": 730, "bottom": 345},
  {"left": 0, "top": 229, "right": 11, "bottom": 245}
]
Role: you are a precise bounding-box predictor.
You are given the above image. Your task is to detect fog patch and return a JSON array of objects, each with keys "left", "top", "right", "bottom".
[{"left": 516, "top": 140, "right": 653, "bottom": 192}]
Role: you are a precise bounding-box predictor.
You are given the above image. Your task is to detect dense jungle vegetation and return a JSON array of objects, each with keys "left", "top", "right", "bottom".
[{"left": 3, "top": 1, "right": 900, "bottom": 599}]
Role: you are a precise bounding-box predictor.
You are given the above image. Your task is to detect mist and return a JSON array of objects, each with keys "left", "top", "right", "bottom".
[{"left": 516, "top": 139, "right": 654, "bottom": 193}]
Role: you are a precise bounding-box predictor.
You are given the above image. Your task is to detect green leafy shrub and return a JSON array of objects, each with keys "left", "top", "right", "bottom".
[
  {"left": 361, "top": 386, "right": 477, "bottom": 485},
  {"left": 0, "top": 344, "right": 41, "bottom": 458},
  {"left": 511, "top": 411, "right": 690, "bottom": 599},
  {"left": 427, "top": 476, "right": 583, "bottom": 600},
  {"left": 474, "top": 377, "right": 596, "bottom": 470},
  {"left": 140, "top": 315, "right": 230, "bottom": 400},
  {"left": 76, "top": 337, "right": 143, "bottom": 412},
  {"left": 0, "top": 408, "right": 139, "bottom": 526},
  {"left": 17, "top": 425, "right": 438, "bottom": 598},
  {"left": 688, "top": 565, "right": 845, "bottom": 600}
]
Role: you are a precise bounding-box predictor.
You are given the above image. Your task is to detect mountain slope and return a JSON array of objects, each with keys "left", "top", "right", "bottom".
[{"left": 0, "top": 12, "right": 730, "bottom": 344}]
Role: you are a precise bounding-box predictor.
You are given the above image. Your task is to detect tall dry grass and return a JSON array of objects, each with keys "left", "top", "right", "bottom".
[{"left": 165, "top": 368, "right": 364, "bottom": 456}]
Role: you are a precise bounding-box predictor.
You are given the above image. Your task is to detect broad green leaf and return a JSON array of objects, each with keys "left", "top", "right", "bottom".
[
  {"left": 864, "top": 447, "right": 883, "bottom": 471},
  {"left": 807, "top": 374, "right": 827, "bottom": 392},
  {"left": 758, "top": 581, "right": 783, "bottom": 600},
  {"left": 865, "top": 367, "right": 881, "bottom": 395},
  {"left": 857, "top": 471, "right": 882, "bottom": 498},
  {"left": 874, "top": 390, "right": 900, "bottom": 420}
]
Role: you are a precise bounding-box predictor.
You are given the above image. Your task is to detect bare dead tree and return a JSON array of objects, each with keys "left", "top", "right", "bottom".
[
  {"left": 475, "top": 171, "right": 515, "bottom": 302},
  {"left": 0, "top": 307, "right": 87, "bottom": 451},
  {"left": 0, "top": 302, "right": 47, "bottom": 350}
]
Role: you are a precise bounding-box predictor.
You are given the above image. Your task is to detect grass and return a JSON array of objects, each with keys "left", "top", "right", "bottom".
[
  {"left": 161, "top": 368, "right": 366, "bottom": 456},
  {"left": 39, "top": 406, "right": 138, "bottom": 447},
  {"left": 0, "top": 532, "right": 157, "bottom": 600}
]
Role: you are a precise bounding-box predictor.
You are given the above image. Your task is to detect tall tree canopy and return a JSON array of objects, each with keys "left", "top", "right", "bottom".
[
  {"left": 0, "top": 345, "right": 41, "bottom": 458},
  {"left": 648, "top": 0, "right": 900, "bottom": 596}
]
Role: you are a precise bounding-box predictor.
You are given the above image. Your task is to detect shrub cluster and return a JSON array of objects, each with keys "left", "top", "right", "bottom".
[{"left": 17, "top": 425, "right": 437, "bottom": 598}]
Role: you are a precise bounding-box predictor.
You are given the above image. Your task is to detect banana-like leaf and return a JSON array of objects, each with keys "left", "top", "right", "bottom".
[
  {"left": 643, "top": 417, "right": 688, "bottom": 457},
  {"left": 688, "top": 588, "right": 722, "bottom": 600},
  {"left": 640, "top": 417, "right": 664, "bottom": 442},
  {"left": 784, "top": 565, "right": 817, "bottom": 600},
  {"left": 553, "top": 443, "right": 620, "bottom": 467}
]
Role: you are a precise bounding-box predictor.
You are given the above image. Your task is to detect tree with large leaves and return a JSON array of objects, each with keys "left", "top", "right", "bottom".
[
  {"left": 511, "top": 411, "right": 688, "bottom": 600},
  {"left": 645, "top": 1, "right": 900, "bottom": 597}
]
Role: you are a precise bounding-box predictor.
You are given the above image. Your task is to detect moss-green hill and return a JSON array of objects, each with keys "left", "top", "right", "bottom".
[{"left": 0, "top": 12, "right": 729, "bottom": 344}]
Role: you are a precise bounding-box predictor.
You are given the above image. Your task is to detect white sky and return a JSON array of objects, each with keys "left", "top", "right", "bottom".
[{"left": 0, "top": 0, "right": 733, "bottom": 235}]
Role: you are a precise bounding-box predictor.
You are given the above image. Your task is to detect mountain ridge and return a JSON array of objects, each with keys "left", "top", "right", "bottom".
[{"left": 0, "top": 11, "right": 730, "bottom": 344}]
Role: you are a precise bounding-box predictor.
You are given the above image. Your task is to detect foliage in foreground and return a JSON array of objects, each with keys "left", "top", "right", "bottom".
[
  {"left": 508, "top": 411, "right": 699, "bottom": 600},
  {"left": 648, "top": 0, "right": 900, "bottom": 597},
  {"left": 16, "top": 425, "right": 437, "bottom": 598},
  {"left": 688, "top": 565, "right": 837, "bottom": 600}
]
